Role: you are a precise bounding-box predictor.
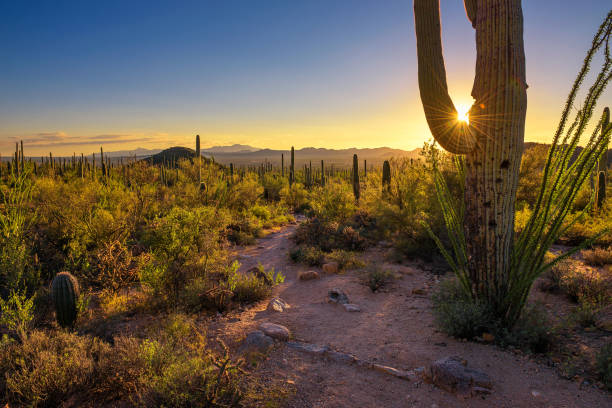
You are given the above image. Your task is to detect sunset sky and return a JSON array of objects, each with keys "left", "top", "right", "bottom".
[{"left": 1, "top": 0, "right": 611, "bottom": 156}]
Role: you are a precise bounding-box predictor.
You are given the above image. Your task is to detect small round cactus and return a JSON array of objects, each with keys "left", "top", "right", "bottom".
[{"left": 51, "top": 272, "right": 80, "bottom": 328}]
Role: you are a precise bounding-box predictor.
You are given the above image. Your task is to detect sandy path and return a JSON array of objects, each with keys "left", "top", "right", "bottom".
[{"left": 208, "top": 222, "right": 612, "bottom": 408}]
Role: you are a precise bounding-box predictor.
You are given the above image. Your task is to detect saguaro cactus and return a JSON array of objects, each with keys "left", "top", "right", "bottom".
[
  {"left": 352, "top": 154, "right": 360, "bottom": 201},
  {"left": 597, "top": 107, "right": 610, "bottom": 210},
  {"left": 415, "top": 1, "right": 527, "bottom": 311},
  {"left": 289, "top": 147, "right": 295, "bottom": 186},
  {"left": 51, "top": 272, "right": 80, "bottom": 328},
  {"left": 382, "top": 160, "right": 391, "bottom": 193}
]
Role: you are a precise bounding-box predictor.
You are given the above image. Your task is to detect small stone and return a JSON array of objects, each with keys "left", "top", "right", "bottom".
[
  {"left": 531, "top": 390, "right": 542, "bottom": 398},
  {"left": 482, "top": 333, "right": 495, "bottom": 342},
  {"left": 328, "top": 288, "right": 349, "bottom": 304},
  {"left": 259, "top": 322, "right": 290, "bottom": 341},
  {"left": 322, "top": 262, "right": 339, "bottom": 274},
  {"left": 343, "top": 303, "right": 361, "bottom": 312},
  {"left": 286, "top": 341, "right": 330, "bottom": 355},
  {"left": 299, "top": 270, "right": 320, "bottom": 281},
  {"left": 239, "top": 330, "right": 274, "bottom": 354},
  {"left": 412, "top": 288, "right": 427, "bottom": 295},
  {"left": 430, "top": 356, "right": 492, "bottom": 398},
  {"left": 267, "top": 297, "right": 289, "bottom": 312},
  {"left": 327, "top": 351, "right": 357, "bottom": 364}
]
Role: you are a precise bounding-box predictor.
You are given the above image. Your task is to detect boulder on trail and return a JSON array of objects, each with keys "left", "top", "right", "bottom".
[
  {"left": 322, "top": 262, "right": 339, "bottom": 274},
  {"left": 239, "top": 330, "right": 274, "bottom": 354},
  {"left": 259, "top": 322, "right": 291, "bottom": 341},
  {"left": 343, "top": 303, "right": 361, "bottom": 312},
  {"left": 327, "top": 288, "right": 349, "bottom": 305},
  {"left": 428, "top": 356, "right": 492, "bottom": 399},
  {"left": 299, "top": 270, "right": 320, "bottom": 281},
  {"left": 267, "top": 297, "right": 289, "bottom": 313}
]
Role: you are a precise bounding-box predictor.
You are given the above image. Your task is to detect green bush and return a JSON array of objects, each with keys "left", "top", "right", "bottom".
[
  {"left": 597, "top": 343, "right": 612, "bottom": 391},
  {"left": 431, "top": 279, "right": 492, "bottom": 340},
  {"left": 289, "top": 245, "right": 325, "bottom": 266},
  {"left": 360, "top": 266, "right": 393, "bottom": 292}
]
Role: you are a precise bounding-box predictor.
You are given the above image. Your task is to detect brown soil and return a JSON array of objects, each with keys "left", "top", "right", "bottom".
[{"left": 207, "top": 222, "right": 612, "bottom": 408}]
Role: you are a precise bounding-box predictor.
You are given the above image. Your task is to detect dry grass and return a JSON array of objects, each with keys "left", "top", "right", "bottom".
[{"left": 582, "top": 247, "right": 612, "bottom": 267}]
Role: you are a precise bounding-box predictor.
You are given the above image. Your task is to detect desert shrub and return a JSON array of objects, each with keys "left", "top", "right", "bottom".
[
  {"left": 0, "top": 171, "right": 39, "bottom": 296},
  {"left": 326, "top": 249, "right": 365, "bottom": 271},
  {"left": 582, "top": 247, "right": 612, "bottom": 266},
  {"left": 597, "top": 343, "right": 612, "bottom": 391},
  {"left": 360, "top": 266, "right": 393, "bottom": 292},
  {"left": 293, "top": 217, "right": 367, "bottom": 252},
  {"left": 262, "top": 174, "right": 287, "bottom": 201},
  {"left": 0, "top": 289, "right": 35, "bottom": 339},
  {"left": 432, "top": 279, "right": 492, "bottom": 340},
  {"left": 570, "top": 301, "right": 599, "bottom": 328},
  {"left": 309, "top": 181, "right": 356, "bottom": 223},
  {"left": 289, "top": 245, "right": 325, "bottom": 266},
  {"left": 538, "top": 254, "right": 570, "bottom": 292},
  {"left": 0, "top": 316, "right": 244, "bottom": 407},
  {"left": 280, "top": 183, "right": 310, "bottom": 213},
  {"left": 495, "top": 304, "right": 553, "bottom": 353},
  {"left": 88, "top": 240, "right": 141, "bottom": 293},
  {"left": 560, "top": 267, "right": 612, "bottom": 305},
  {"left": 227, "top": 212, "right": 263, "bottom": 246}
]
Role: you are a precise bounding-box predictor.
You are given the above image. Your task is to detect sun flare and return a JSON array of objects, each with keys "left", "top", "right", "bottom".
[{"left": 456, "top": 104, "right": 470, "bottom": 124}]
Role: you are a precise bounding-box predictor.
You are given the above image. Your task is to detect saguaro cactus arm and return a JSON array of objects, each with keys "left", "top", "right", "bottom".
[{"left": 414, "top": 0, "right": 477, "bottom": 154}]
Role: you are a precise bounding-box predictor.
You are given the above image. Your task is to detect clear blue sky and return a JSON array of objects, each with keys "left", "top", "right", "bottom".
[{"left": 1, "top": 0, "right": 610, "bottom": 155}]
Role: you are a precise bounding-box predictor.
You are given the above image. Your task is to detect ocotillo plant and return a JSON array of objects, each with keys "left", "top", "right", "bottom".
[
  {"left": 382, "top": 160, "right": 391, "bottom": 194},
  {"left": 421, "top": 7, "right": 612, "bottom": 328},
  {"left": 352, "top": 154, "right": 360, "bottom": 201}
]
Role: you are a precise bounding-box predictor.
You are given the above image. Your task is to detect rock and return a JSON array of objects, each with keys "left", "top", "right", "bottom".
[
  {"left": 482, "top": 333, "right": 495, "bottom": 342},
  {"left": 239, "top": 331, "right": 274, "bottom": 354},
  {"left": 322, "top": 262, "right": 339, "bottom": 274},
  {"left": 412, "top": 288, "right": 427, "bottom": 295},
  {"left": 595, "top": 304, "right": 612, "bottom": 331},
  {"left": 430, "top": 356, "right": 492, "bottom": 398},
  {"left": 286, "top": 341, "right": 330, "bottom": 355},
  {"left": 259, "top": 322, "right": 290, "bottom": 341},
  {"left": 343, "top": 303, "right": 361, "bottom": 312},
  {"left": 267, "top": 297, "right": 289, "bottom": 313},
  {"left": 298, "top": 270, "right": 320, "bottom": 281},
  {"left": 327, "top": 350, "right": 357, "bottom": 364},
  {"left": 328, "top": 288, "right": 349, "bottom": 304}
]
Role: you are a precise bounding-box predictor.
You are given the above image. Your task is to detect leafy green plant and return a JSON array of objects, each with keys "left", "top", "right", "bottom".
[
  {"left": 0, "top": 289, "right": 34, "bottom": 339},
  {"left": 360, "top": 265, "right": 393, "bottom": 292},
  {"left": 597, "top": 343, "right": 612, "bottom": 390}
]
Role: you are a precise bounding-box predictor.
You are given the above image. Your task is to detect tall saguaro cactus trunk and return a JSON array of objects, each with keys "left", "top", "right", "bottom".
[{"left": 415, "top": 0, "right": 527, "bottom": 313}]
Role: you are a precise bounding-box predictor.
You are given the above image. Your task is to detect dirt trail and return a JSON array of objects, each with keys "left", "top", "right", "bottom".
[{"left": 209, "top": 222, "right": 612, "bottom": 408}]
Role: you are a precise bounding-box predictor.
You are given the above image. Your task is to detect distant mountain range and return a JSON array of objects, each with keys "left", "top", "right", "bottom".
[{"left": 101, "top": 145, "right": 423, "bottom": 167}]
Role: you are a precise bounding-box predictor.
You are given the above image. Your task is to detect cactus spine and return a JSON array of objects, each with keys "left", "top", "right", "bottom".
[
  {"left": 415, "top": 0, "right": 527, "bottom": 312},
  {"left": 51, "top": 272, "right": 80, "bottom": 328},
  {"left": 352, "top": 154, "right": 360, "bottom": 201}
]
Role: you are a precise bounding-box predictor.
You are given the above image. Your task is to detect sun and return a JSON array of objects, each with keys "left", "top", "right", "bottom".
[{"left": 456, "top": 104, "right": 470, "bottom": 124}]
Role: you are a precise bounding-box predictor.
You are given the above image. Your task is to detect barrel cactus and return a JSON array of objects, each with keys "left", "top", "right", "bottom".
[{"left": 51, "top": 272, "right": 80, "bottom": 328}]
